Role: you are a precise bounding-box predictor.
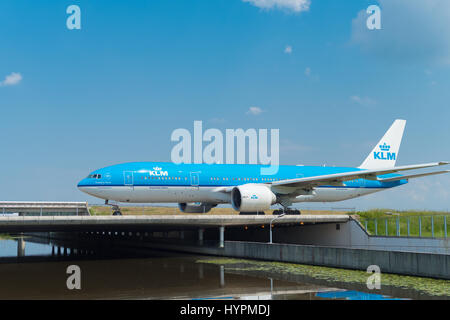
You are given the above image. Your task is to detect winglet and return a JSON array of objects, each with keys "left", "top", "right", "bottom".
[{"left": 359, "top": 119, "right": 406, "bottom": 169}]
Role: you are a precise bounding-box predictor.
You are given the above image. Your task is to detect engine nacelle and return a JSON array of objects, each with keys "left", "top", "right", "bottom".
[
  {"left": 178, "top": 202, "right": 214, "bottom": 213},
  {"left": 231, "top": 184, "right": 276, "bottom": 212}
]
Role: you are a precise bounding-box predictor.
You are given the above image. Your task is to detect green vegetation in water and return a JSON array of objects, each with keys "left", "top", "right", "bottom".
[
  {"left": 0, "top": 234, "right": 13, "bottom": 240},
  {"left": 197, "top": 258, "right": 450, "bottom": 297}
]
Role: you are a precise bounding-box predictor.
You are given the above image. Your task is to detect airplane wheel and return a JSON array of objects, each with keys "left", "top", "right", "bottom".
[
  {"left": 112, "top": 211, "right": 122, "bottom": 216},
  {"left": 240, "top": 212, "right": 265, "bottom": 215}
]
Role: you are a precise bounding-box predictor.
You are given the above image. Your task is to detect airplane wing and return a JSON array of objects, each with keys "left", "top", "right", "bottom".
[
  {"left": 215, "top": 162, "right": 449, "bottom": 194},
  {"left": 377, "top": 170, "right": 450, "bottom": 182},
  {"left": 270, "top": 162, "right": 449, "bottom": 190}
]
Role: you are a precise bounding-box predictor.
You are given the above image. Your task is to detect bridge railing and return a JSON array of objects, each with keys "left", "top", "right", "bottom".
[{"left": 361, "top": 215, "right": 449, "bottom": 238}]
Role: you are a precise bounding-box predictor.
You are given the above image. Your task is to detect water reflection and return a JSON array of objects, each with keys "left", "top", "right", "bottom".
[
  {"left": 0, "top": 237, "right": 446, "bottom": 300},
  {"left": 316, "top": 290, "right": 406, "bottom": 300},
  {"left": 0, "top": 239, "right": 52, "bottom": 258},
  {"left": 0, "top": 237, "right": 341, "bottom": 300}
]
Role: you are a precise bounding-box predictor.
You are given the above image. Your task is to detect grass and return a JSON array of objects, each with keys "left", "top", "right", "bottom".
[
  {"left": 0, "top": 234, "right": 13, "bottom": 240},
  {"left": 355, "top": 209, "right": 449, "bottom": 238}
]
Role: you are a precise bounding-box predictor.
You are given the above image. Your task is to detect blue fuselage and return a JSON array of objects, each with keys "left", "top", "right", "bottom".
[{"left": 77, "top": 162, "right": 407, "bottom": 205}]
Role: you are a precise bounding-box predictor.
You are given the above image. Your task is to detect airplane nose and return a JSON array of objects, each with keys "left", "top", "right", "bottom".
[{"left": 77, "top": 179, "right": 89, "bottom": 192}]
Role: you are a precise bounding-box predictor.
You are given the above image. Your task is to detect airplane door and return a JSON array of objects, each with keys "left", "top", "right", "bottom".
[
  {"left": 358, "top": 178, "right": 366, "bottom": 187},
  {"left": 124, "top": 171, "right": 134, "bottom": 186},
  {"left": 190, "top": 172, "right": 200, "bottom": 187}
]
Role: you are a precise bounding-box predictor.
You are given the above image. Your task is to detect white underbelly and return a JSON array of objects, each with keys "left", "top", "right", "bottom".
[
  {"left": 293, "top": 187, "right": 384, "bottom": 202},
  {"left": 79, "top": 185, "right": 386, "bottom": 206},
  {"left": 79, "top": 186, "right": 230, "bottom": 204}
]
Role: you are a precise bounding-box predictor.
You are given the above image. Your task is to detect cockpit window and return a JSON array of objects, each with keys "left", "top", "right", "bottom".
[{"left": 87, "top": 174, "right": 102, "bottom": 179}]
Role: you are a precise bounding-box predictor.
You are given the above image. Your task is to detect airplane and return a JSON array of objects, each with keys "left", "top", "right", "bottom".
[{"left": 77, "top": 120, "right": 449, "bottom": 215}]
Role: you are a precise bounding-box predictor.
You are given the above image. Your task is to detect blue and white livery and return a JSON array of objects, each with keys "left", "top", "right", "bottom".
[{"left": 78, "top": 120, "right": 449, "bottom": 214}]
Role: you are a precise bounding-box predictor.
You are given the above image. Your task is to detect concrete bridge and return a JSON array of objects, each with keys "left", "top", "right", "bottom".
[
  {"left": 0, "top": 214, "right": 350, "bottom": 233},
  {"left": 2, "top": 214, "right": 449, "bottom": 280}
]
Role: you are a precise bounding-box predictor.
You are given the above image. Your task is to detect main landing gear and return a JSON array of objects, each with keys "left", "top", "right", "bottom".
[
  {"left": 239, "top": 211, "right": 265, "bottom": 215},
  {"left": 273, "top": 208, "right": 301, "bottom": 215}
]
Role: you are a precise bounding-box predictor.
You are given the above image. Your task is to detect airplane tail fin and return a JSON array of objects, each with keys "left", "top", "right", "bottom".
[{"left": 359, "top": 119, "right": 406, "bottom": 169}]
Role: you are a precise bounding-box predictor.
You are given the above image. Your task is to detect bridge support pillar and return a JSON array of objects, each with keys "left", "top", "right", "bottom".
[
  {"left": 220, "top": 265, "right": 225, "bottom": 287},
  {"left": 198, "top": 228, "right": 204, "bottom": 245},
  {"left": 17, "top": 235, "right": 25, "bottom": 257},
  {"left": 219, "top": 226, "right": 225, "bottom": 248}
]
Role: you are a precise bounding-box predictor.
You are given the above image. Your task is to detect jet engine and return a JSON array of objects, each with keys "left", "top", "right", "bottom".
[
  {"left": 231, "top": 184, "right": 276, "bottom": 212},
  {"left": 178, "top": 202, "right": 214, "bottom": 213}
]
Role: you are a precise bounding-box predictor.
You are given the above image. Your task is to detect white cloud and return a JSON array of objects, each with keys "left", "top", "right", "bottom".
[
  {"left": 350, "top": 95, "right": 376, "bottom": 107},
  {"left": 1, "top": 72, "right": 22, "bottom": 86},
  {"left": 351, "top": 0, "right": 450, "bottom": 65},
  {"left": 284, "top": 45, "right": 293, "bottom": 54},
  {"left": 242, "top": 0, "right": 311, "bottom": 13},
  {"left": 246, "top": 106, "right": 264, "bottom": 115},
  {"left": 304, "top": 67, "right": 311, "bottom": 76},
  {"left": 209, "top": 117, "right": 227, "bottom": 124}
]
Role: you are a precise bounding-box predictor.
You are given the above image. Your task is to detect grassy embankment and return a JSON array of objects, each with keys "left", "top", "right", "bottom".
[{"left": 356, "top": 209, "right": 449, "bottom": 238}]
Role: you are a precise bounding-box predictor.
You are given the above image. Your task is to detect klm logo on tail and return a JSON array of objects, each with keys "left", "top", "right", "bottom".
[
  {"left": 359, "top": 119, "right": 405, "bottom": 169},
  {"left": 374, "top": 143, "right": 396, "bottom": 161}
]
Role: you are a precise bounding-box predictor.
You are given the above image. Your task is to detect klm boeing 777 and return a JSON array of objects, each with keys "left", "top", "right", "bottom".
[{"left": 78, "top": 120, "right": 449, "bottom": 215}]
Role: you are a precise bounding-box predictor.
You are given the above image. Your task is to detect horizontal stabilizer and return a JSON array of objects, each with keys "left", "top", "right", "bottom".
[{"left": 379, "top": 170, "right": 450, "bottom": 182}]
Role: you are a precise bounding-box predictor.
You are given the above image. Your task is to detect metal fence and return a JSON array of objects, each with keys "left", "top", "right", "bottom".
[
  {"left": 361, "top": 215, "right": 449, "bottom": 238},
  {"left": 0, "top": 202, "right": 90, "bottom": 216}
]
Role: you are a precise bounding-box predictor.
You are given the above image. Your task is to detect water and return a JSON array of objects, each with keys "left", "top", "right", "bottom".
[
  {"left": 0, "top": 237, "right": 447, "bottom": 300},
  {"left": 0, "top": 239, "right": 52, "bottom": 257}
]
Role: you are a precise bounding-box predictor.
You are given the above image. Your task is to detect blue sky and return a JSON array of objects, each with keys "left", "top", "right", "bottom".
[{"left": 0, "top": 0, "right": 449, "bottom": 210}]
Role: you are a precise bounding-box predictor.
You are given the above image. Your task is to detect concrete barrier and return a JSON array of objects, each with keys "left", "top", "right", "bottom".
[
  {"left": 130, "top": 240, "right": 450, "bottom": 280},
  {"left": 221, "top": 241, "right": 450, "bottom": 279}
]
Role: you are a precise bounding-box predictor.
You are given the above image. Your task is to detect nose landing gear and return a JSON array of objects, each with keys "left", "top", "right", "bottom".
[
  {"left": 105, "top": 200, "right": 122, "bottom": 216},
  {"left": 112, "top": 208, "right": 122, "bottom": 216}
]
